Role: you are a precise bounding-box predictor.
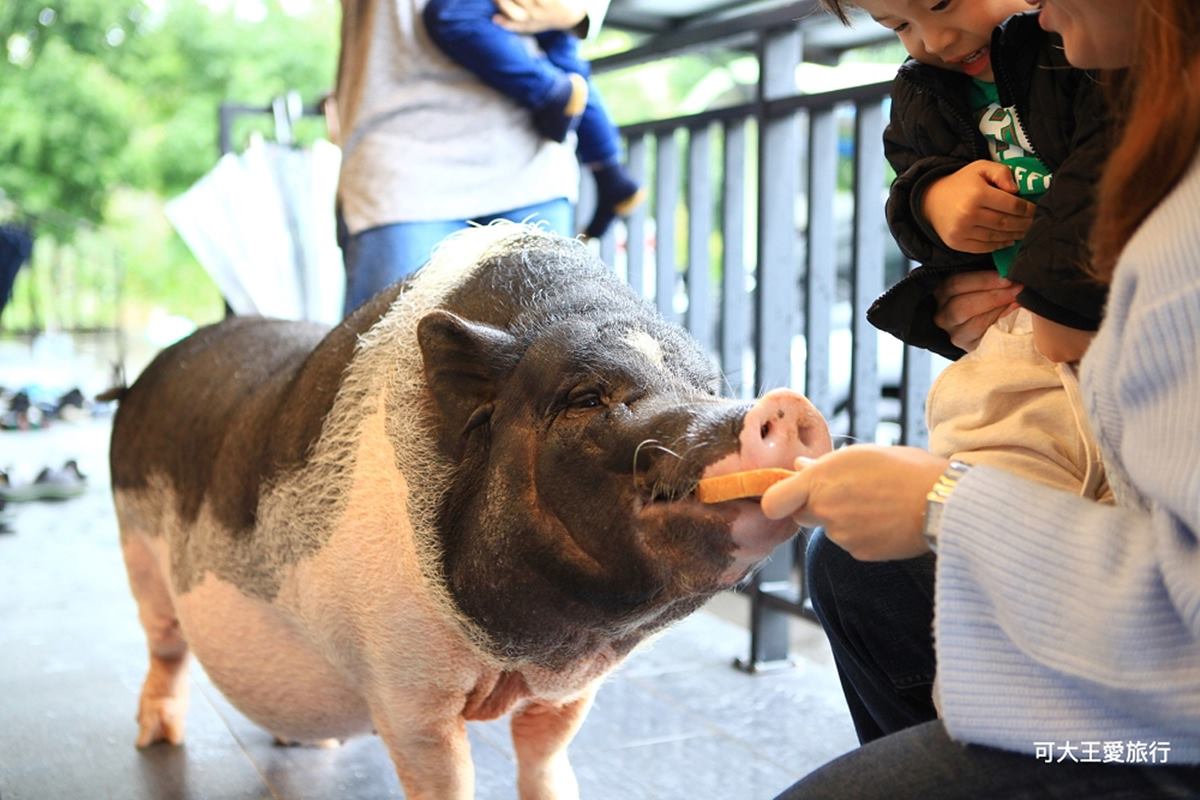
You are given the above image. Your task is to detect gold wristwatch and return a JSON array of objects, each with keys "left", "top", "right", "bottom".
[{"left": 923, "top": 460, "right": 971, "bottom": 553}]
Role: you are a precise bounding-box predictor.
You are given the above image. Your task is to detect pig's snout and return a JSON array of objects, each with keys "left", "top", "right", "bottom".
[
  {"left": 700, "top": 389, "right": 832, "bottom": 582},
  {"left": 704, "top": 388, "right": 831, "bottom": 481},
  {"left": 739, "top": 388, "right": 831, "bottom": 467}
]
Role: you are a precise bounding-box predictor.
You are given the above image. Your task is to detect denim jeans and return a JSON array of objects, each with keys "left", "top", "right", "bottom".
[
  {"left": 340, "top": 197, "right": 572, "bottom": 317},
  {"left": 805, "top": 529, "right": 938, "bottom": 743},
  {"left": 422, "top": 0, "right": 621, "bottom": 165},
  {"left": 774, "top": 720, "right": 1200, "bottom": 799}
]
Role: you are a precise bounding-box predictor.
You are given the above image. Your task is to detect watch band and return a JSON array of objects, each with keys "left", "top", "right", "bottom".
[{"left": 923, "top": 460, "right": 972, "bottom": 553}]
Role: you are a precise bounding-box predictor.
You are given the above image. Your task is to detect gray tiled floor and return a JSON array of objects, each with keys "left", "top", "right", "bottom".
[{"left": 0, "top": 419, "right": 857, "bottom": 799}]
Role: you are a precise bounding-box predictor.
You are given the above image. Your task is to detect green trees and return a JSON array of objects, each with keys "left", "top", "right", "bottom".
[
  {"left": 1, "top": 1, "right": 143, "bottom": 224},
  {"left": 0, "top": 0, "right": 338, "bottom": 328}
]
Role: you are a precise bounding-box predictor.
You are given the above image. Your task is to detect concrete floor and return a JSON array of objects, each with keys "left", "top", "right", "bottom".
[{"left": 0, "top": 417, "right": 857, "bottom": 800}]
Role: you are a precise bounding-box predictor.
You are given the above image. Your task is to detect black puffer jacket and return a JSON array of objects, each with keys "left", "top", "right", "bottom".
[{"left": 869, "top": 11, "right": 1112, "bottom": 360}]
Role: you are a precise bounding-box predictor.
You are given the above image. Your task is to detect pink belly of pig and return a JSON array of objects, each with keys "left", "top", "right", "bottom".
[
  {"left": 700, "top": 388, "right": 833, "bottom": 578},
  {"left": 175, "top": 575, "right": 374, "bottom": 742}
]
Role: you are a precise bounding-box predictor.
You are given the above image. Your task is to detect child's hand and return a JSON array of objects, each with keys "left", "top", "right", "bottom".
[
  {"left": 493, "top": 0, "right": 587, "bottom": 33},
  {"left": 922, "top": 161, "right": 1036, "bottom": 253},
  {"left": 760, "top": 446, "right": 949, "bottom": 562},
  {"left": 933, "top": 271, "right": 1023, "bottom": 352}
]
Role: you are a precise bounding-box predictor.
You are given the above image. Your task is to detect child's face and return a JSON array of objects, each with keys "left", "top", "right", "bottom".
[{"left": 857, "top": 0, "right": 1031, "bottom": 81}]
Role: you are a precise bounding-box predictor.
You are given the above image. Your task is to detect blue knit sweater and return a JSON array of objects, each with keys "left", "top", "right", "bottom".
[{"left": 934, "top": 152, "right": 1200, "bottom": 764}]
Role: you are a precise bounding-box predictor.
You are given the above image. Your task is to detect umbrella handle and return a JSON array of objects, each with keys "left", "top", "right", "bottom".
[{"left": 272, "top": 91, "right": 303, "bottom": 147}]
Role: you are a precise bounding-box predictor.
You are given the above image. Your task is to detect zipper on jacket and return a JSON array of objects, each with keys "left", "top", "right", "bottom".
[{"left": 991, "top": 28, "right": 1052, "bottom": 168}]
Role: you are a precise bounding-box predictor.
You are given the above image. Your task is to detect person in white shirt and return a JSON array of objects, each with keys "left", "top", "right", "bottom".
[{"left": 334, "top": 0, "right": 607, "bottom": 315}]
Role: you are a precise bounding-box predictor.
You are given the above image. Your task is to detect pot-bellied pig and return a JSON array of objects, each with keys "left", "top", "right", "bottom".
[{"left": 110, "top": 224, "right": 831, "bottom": 799}]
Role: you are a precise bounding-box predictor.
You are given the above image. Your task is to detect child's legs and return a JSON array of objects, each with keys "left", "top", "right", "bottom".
[
  {"left": 575, "top": 84, "right": 623, "bottom": 166},
  {"left": 537, "top": 33, "right": 622, "bottom": 165},
  {"left": 926, "top": 309, "right": 1101, "bottom": 496},
  {"left": 424, "top": 0, "right": 565, "bottom": 110}
]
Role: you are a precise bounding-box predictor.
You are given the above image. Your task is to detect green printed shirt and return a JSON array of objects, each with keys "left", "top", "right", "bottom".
[{"left": 969, "top": 79, "right": 1051, "bottom": 277}]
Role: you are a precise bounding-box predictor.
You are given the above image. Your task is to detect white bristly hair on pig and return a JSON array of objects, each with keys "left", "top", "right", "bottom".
[{"left": 256, "top": 222, "right": 561, "bottom": 665}]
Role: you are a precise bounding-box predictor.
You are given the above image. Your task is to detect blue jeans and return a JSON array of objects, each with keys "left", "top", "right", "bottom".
[
  {"left": 805, "top": 529, "right": 938, "bottom": 743},
  {"left": 422, "top": 0, "right": 621, "bottom": 166},
  {"left": 340, "top": 197, "right": 572, "bottom": 316},
  {"left": 774, "top": 720, "right": 1200, "bottom": 799}
]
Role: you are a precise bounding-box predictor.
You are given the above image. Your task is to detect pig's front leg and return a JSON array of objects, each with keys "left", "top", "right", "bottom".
[
  {"left": 372, "top": 699, "right": 474, "bottom": 800},
  {"left": 511, "top": 689, "right": 596, "bottom": 800}
]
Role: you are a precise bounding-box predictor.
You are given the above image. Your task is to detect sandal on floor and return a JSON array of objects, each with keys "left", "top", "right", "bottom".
[{"left": 0, "top": 461, "right": 88, "bottom": 502}]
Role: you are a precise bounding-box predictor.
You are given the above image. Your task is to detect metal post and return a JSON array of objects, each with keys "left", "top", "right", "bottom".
[
  {"left": 805, "top": 105, "right": 837, "bottom": 422},
  {"left": 720, "top": 119, "right": 749, "bottom": 397},
  {"left": 686, "top": 123, "right": 714, "bottom": 352},
  {"left": 738, "top": 21, "right": 803, "bottom": 673},
  {"left": 900, "top": 341, "right": 932, "bottom": 447},
  {"left": 655, "top": 131, "right": 680, "bottom": 322},
  {"left": 849, "top": 99, "right": 886, "bottom": 443},
  {"left": 625, "top": 135, "right": 649, "bottom": 295}
]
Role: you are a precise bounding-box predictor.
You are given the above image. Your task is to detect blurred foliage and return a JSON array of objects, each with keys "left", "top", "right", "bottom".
[
  {"left": 587, "top": 30, "right": 751, "bottom": 125},
  {"left": 2, "top": 0, "right": 339, "bottom": 217},
  {"left": 1, "top": 0, "right": 339, "bottom": 328}
]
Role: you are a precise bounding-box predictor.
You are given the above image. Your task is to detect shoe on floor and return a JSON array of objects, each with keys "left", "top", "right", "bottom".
[
  {"left": 0, "top": 460, "right": 87, "bottom": 502},
  {"left": 54, "top": 388, "right": 89, "bottom": 422},
  {"left": 0, "top": 391, "right": 46, "bottom": 430}
]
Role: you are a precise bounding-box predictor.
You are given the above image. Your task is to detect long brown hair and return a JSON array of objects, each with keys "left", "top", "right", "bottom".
[{"left": 1091, "top": 0, "right": 1200, "bottom": 282}]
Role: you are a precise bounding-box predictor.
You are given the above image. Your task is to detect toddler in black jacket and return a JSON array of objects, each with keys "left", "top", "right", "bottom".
[{"left": 821, "top": 1, "right": 1115, "bottom": 499}]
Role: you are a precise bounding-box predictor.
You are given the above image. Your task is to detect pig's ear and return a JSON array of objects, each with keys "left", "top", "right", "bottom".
[{"left": 417, "top": 310, "right": 520, "bottom": 443}]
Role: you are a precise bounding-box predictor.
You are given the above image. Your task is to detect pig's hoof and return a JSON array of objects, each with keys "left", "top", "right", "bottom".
[
  {"left": 135, "top": 696, "right": 187, "bottom": 747},
  {"left": 273, "top": 736, "right": 342, "bottom": 749}
]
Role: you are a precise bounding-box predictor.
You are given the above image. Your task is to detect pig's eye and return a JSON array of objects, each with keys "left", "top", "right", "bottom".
[{"left": 566, "top": 388, "right": 605, "bottom": 410}]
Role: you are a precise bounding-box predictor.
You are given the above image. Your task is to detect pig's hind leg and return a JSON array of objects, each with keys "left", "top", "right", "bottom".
[{"left": 121, "top": 532, "right": 191, "bottom": 747}]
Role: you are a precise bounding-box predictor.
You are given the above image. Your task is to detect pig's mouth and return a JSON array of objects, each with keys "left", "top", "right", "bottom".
[
  {"left": 632, "top": 457, "right": 711, "bottom": 508},
  {"left": 633, "top": 477, "right": 795, "bottom": 587},
  {"left": 633, "top": 471, "right": 774, "bottom": 531},
  {"left": 643, "top": 480, "right": 700, "bottom": 506}
]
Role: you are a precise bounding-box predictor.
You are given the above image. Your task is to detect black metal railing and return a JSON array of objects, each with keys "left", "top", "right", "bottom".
[{"left": 590, "top": 11, "right": 931, "bottom": 671}]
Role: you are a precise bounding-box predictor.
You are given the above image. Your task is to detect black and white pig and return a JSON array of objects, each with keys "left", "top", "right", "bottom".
[{"left": 110, "top": 224, "right": 831, "bottom": 799}]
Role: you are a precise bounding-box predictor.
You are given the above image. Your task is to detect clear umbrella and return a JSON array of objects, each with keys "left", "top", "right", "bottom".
[{"left": 165, "top": 133, "right": 344, "bottom": 324}]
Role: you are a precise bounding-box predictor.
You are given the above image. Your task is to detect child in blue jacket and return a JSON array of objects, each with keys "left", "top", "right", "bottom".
[{"left": 423, "top": 0, "right": 644, "bottom": 238}]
